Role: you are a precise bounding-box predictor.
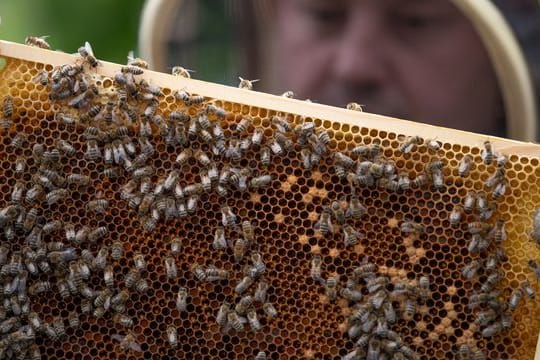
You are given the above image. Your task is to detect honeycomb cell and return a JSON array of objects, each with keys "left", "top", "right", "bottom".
[{"left": 0, "top": 48, "right": 538, "bottom": 360}]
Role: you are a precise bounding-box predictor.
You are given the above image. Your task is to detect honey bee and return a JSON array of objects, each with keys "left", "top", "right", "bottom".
[
  {"left": 259, "top": 146, "right": 271, "bottom": 166},
  {"left": 449, "top": 205, "right": 464, "bottom": 226},
  {"left": 25, "top": 35, "right": 51, "bottom": 49},
  {"left": 343, "top": 224, "right": 363, "bottom": 247},
  {"left": 233, "top": 238, "right": 248, "bottom": 263},
  {"left": 235, "top": 275, "right": 254, "bottom": 295},
  {"left": 135, "top": 278, "right": 150, "bottom": 293},
  {"left": 112, "top": 332, "right": 142, "bottom": 353},
  {"left": 461, "top": 259, "right": 482, "bottom": 280},
  {"left": 263, "top": 302, "right": 278, "bottom": 318},
  {"left": 166, "top": 325, "right": 178, "bottom": 349},
  {"left": 111, "top": 313, "right": 133, "bottom": 329},
  {"left": 315, "top": 208, "right": 334, "bottom": 235},
  {"left": 458, "top": 154, "right": 473, "bottom": 177},
  {"left": 492, "top": 180, "right": 507, "bottom": 199},
  {"left": 85, "top": 139, "right": 101, "bottom": 160},
  {"left": 10, "top": 132, "right": 27, "bottom": 149},
  {"left": 88, "top": 226, "right": 108, "bottom": 243},
  {"left": 97, "top": 262, "right": 114, "bottom": 288},
  {"left": 165, "top": 256, "right": 178, "bottom": 279},
  {"left": 121, "top": 65, "right": 144, "bottom": 75},
  {"left": 209, "top": 226, "right": 227, "bottom": 250},
  {"left": 485, "top": 168, "right": 505, "bottom": 188},
  {"left": 463, "top": 191, "right": 476, "bottom": 212},
  {"left": 247, "top": 310, "right": 262, "bottom": 331},
  {"left": 175, "top": 287, "right": 188, "bottom": 312},
  {"left": 400, "top": 135, "right": 421, "bottom": 153},
  {"left": 325, "top": 276, "right": 339, "bottom": 302},
  {"left": 45, "top": 188, "right": 69, "bottom": 206},
  {"left": 247, "top": 252, "right": 266, "bottom": 278},
  {"left": 235, "top": 295, "right": 254, "bottom": 315},
  {"left": 400, "top": 220, "right": 425, "bottom": 235},
  {"left": 346, "top": 102, "right": 364, "bottom": 111},
  {"left": 216, "top": 302, "right": 230, "bottom": 327},
  {"left": 340, "top": 287, "right": 363, "bottom": 302},
  {"left": 481, "top": 322, "right": 502, "bottom": 338},
  {"left": 171, "top": 66, "right": 193, "bottom": 78},
  {"left": 481, "top": 272, "right": 502, "bottom": 293},
  {"left": 238, "top": 77, "right": 259, "bottom": 90},
  {"left": 397, "top": 171, "right": 411, "bottom": 191},
  {"left": 227, "top": 310, "right": 245, "bottom": 332},
  {"left": 191, "top": 263, "right": 207, "bottom": 281},
  {"left": 221, "top": 205, "right": 237, "bottom": 227},
  {"left": 528, "top": 259, "right": 540, "bottom": 279},
  {"left": 205, "top": 103, "right": 227, "bottom": 118},
  {"left": 481, "top": 140, "right": 494, "bottom": 165},
  {"left": 522, "top": 280, "right": 536, "bottom": 299},
  {"left": 531, "top": 208, "right": 540, "bottom": 243},
  {"left": 77, "top": 41, "right": 99, "bottom": 68},
  {"left": 248, "top": 175, "right": 275, "bottom": 192},
  {"left": 255, "top": 351, "right": 267, "bottom": 360}
]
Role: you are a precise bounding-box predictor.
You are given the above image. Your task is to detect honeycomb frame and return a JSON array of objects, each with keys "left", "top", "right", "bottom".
[{"left": 0, "top": 39, "right": 539, "bottom": 359}]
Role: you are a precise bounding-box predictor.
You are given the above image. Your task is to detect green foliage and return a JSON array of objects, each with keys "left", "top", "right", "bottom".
[{"left": 0, "top": 0, "right": 145, "bottom": 64}]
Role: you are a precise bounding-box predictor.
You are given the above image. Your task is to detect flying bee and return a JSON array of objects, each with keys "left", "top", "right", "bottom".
[
  {"left": 343, "top": 224, "right": 363, "bottom": 247},
  {"left": 233, "top": 238, "right": 248, "bottom": 263},
  {"left": 112, "top": 332, "right": 142, "bottom": 353},
  {"left": 400, "top": 220, "right": 425, "bottom": 235},
  {"left": 315, "top": 208, "right": 333, "bottom": 235},
  {"left": 227, "top": 311, "right": 245, "bottom": 332},
  {"left": 25, "top": 35, "right": 51, "bottom": 49},
  {"left": 171, "top": 66, "right": 193, "bottom": 78},
  {"left": 166, "top": 325, "right": 178, "bottom": 349},
  {"left": 247, "top": 310, "right": 262, "bottom": 331},
  {"left": 238, "top": 76, "right": 259, "bottom": 90},
  {"left": 165, "top": 256, "right": 178, "bottom": 279},
  {"left": 346, "top": 102, "right": 364, "bottom": 111},
  {"left": 325, "top": 276, "right": 339, "bottom": 302},
  {"left": 458, "top": 154, "right": 473, "bottom": 177},
  {"left": 263, "top": 302, "right": 278, "bottom": 318},
  {"left": 463, "top": 191, "right": 476, "bottom": 212},
  {"left": 481, "top": 140, "right": 494, "bottom": 165}
]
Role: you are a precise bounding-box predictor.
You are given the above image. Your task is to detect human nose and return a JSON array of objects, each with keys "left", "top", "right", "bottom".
[{"left": 331, "top": 14, "right": 388, "bottom": 89}]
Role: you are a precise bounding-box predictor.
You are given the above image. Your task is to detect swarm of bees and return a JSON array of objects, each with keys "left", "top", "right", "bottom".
[{"left": 0, "top": 38, "right": 537, "bottom": 359}]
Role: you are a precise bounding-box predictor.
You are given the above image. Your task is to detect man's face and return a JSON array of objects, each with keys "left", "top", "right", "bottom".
[{"left": 273, "top": 0, "right": 503, "bottom": 135}]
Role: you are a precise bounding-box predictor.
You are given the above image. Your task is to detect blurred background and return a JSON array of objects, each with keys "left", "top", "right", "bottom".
[{"left": 0, "top": 0, "right": 145, "bottom": 64}]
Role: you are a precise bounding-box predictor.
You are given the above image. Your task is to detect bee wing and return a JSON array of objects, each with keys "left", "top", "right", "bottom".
[
  {"left": 84, "top": 41, "right": 95, "bottom": 56},
  {"left": 111, "top": 334, "right": 125, "bottom": 342},
  {"left": 129, "top": 341, "right": 142, "bottom": 352},
  {"left": 127, "top": 50, "right": 135, "bottom": 63}
]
